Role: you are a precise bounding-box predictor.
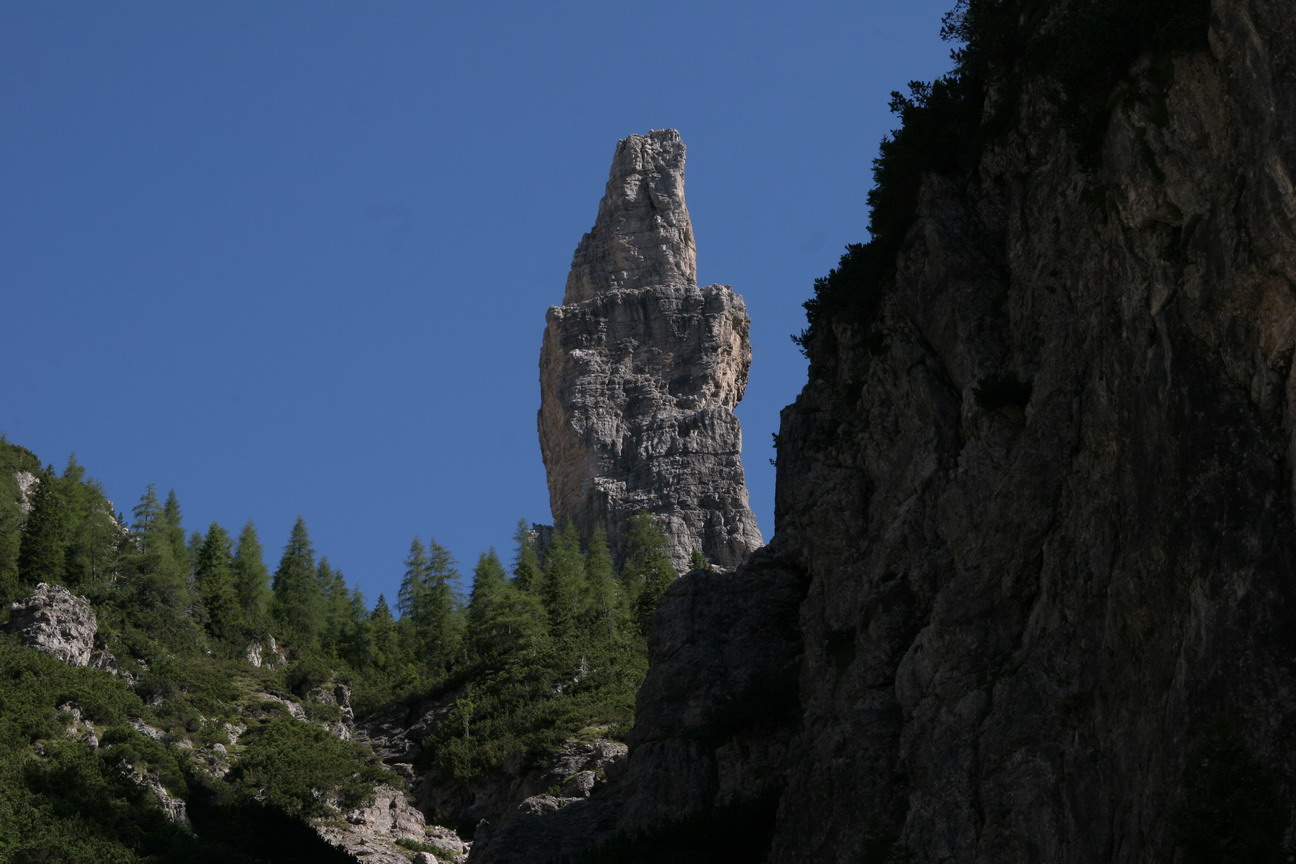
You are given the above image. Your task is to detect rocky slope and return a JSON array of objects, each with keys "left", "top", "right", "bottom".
[
  {"left": 538, "top": 129, "right": 763, "bottom": 570},
  {"left": 473, "top": 2, "right": 1296, "bottom": 861}
]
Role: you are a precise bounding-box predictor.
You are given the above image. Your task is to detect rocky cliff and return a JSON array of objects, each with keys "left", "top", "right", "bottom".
[
  {"left": 538, "top": 129, "right": 763, "bottom": 570},
  {"left": 475, "top": 1, "right": 1296, "bottom": 861}
]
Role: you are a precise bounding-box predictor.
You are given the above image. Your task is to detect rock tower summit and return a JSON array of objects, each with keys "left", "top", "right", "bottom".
[{"left": 538, "top": 129, "right": 763, "bottom": 570}]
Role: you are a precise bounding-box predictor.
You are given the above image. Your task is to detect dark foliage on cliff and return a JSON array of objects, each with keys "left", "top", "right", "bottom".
[{"left": 797, "top": 0, "right": 1211, "bottom": 352}]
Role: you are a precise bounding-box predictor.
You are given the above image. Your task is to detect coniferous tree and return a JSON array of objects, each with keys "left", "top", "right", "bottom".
[
  {"left": 621, "top": 512, "right": 677, "bottom": 636},
  {"left": 0, "top": 484, "right": 23, "bottom": 602},
  {"left": 318, "top": 557, "right": 364, "bottom": 660},
  {"left": 369, "top": 594, "right": 402, "bottom": 670},
  {"left": 161, "top": 489, "right": 189, "bottom": 576},
  {"left": 60, "top": 456, "right": 119, "bottom": 591},
  {"left": 186, "top": 530, "right": 204, "bottom": 575},
  {"left": 583, "top": 526, "right": 621, "bottom": 646},
  {"left": 57, "top": 456, "right": 89, "bottom": 586},
  {"left": 334, "top": 587, "right": 373, "bottom": 672},
  {"left": 232, "top": 520, "right": 272, "bottom": 629},
  {"left": 398, "top": 538, "right": 463, "bottom": 669},
  {"left": 689, "top": 548, "right": 711, "bottom": 573},
  {"left": 511, "top": 519, "right": 542, "bottom": 592},
  {"left": 489, "top": 580, "right": 549, "bottom": 662},
  {"left": 17, "top": 467, "right": 69, "bottom": 585},
  {"left": 272, "top": 517, "right": 322, "bottom": 646},
  {"left": 398, "top": 538, "right": 429, "bottom": 620},
  {"left": 467, "top": 549, "right": 509, "bottom": 662},
  {"left": 125, "top": 483, "right": 191, "bottom": 611},
  {"left": 0, "top": 441, "right": 40, "bottom": 600},
  {"left": 428, "top": 540, "right": 465, "bottom": 659},
  {"left": 195, "top": 522, "right": 242, "bottom": 642},
  {"left": 540, "top": 521, "right": 584, "bottom": 650}
]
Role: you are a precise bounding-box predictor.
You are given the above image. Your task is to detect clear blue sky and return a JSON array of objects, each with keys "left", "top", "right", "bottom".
[{"left": 3, "top": 1, "right": 957, "bottom": 606}]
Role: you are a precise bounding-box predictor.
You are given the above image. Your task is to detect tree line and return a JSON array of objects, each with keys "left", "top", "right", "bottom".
[{"left": 1, "top": 438, "right": 686, "bottom": 796}]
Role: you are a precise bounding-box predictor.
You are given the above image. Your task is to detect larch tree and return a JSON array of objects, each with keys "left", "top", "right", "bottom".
[
  {"left": 398, "top": 537, "right": 462, "bottom": 670},
  {"left": 59, "top": 455, "right": 119, "bottom": 590}
]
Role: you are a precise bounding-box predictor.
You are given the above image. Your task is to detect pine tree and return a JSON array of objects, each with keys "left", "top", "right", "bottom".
[
  {"left": 511, "top": 518, "right": 542, "bottom": 592},
  {"left": 621, "top": 512, "right": 677, "bottom": 636},
  {"left": 272, "top": 516, "right": 322, "bottom": 646},
  {"left": 17, "top": 467, "right": 69, "bottom": 585},
  {"left": 195, "top": 522, "right": 242, "bottom": 642},
  {"left": 232, "top": 520, "right": 272, "bottom": 628}
]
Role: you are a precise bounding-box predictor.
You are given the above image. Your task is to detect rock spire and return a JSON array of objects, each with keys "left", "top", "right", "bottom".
[{"left": 538, "top": 129, "right": 762, "bottom": 570}]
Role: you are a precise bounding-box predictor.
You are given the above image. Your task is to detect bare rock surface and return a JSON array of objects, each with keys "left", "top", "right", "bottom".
[
  {"left": 475, "top": 4, "right": 1296, "bottom": 862},
  {"left": 118, "top": 761, "right": 189, "bottom": 826},
  {"left": 15, "top": 470, "right": 39, "bottom": 513},
  {"left": 5, "top": 582, "right": 99, "bottom": 667},
  {"left": 245, "top": 634, "right": 287, "bottom": 669},
  {"left": 317, "top": 784, "right": 471, "bottom": 864},
  {"left": 539, "top": 129, "right": 762, "bottom": 569}
]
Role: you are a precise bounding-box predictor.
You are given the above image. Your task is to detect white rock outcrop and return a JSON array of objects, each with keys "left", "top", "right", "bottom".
[{"left": 5, "top": 582, "right": 99, "bottom": 667}]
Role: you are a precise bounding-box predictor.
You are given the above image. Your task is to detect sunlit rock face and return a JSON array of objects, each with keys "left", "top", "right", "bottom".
[{"left": 538, "top": 129, "right": 762, "bottom": 570}]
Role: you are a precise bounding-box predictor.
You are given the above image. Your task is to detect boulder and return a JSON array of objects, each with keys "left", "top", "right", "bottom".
[{"left": 5, "top": 583, "right": 98, "bottom": 667}]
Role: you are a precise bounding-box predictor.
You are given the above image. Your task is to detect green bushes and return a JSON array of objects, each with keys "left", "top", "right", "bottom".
[
  {"left": 0, "top": 637, "right": 143, "bottom": 744},
  {"left": 99, "top": 725, "right": 189, "bottom": 799},
  {"left": 425, "top": 638, "right": 646, "bottom": 786},
  {"left": 227, "top": 719, "right": 393, "bottom": 817}
]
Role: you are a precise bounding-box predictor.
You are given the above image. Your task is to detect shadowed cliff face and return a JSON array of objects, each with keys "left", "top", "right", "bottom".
[
  {"left": 478, "top": 3, "right": 1296, "bottom": 862},
  {"left": 539, "top": 129, "right": 763, "bottom": 570}
]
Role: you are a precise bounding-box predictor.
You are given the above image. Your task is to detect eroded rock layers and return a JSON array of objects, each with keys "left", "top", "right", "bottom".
[{"left": 538, "top": 129, "right": 762, "bottom": 569}]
